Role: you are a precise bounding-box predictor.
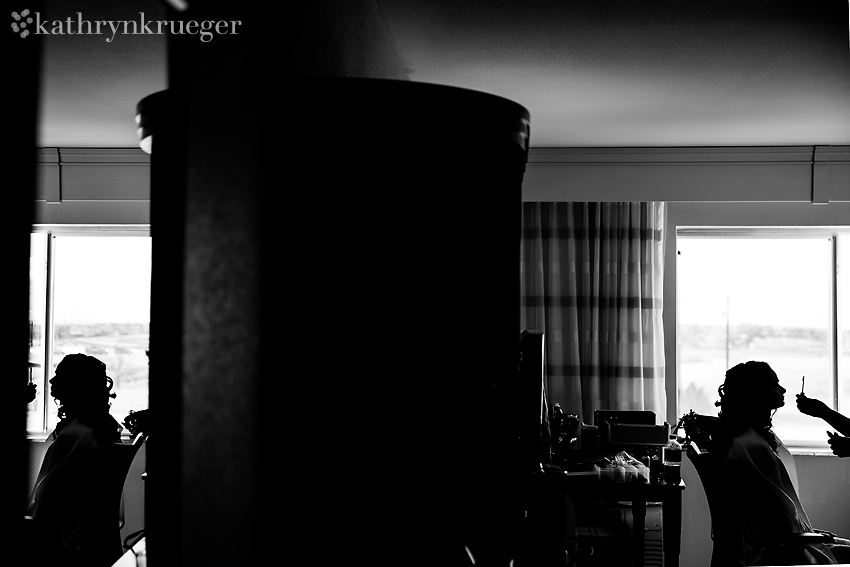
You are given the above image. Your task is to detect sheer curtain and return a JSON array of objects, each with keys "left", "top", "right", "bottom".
[{"left": 520, "top": 202, "right": 667, "bottom": 422}]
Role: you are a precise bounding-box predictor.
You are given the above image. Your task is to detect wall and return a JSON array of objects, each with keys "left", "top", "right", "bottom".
[
  {"left": 35, "top": 145, "right": 848, "bottom": 224},
  {"left": 35, "top": 148, "right": 150, "bottom": 224},
  {"left": 523, "top": 146, "right": 850, "bottom": 203},
  {"left": 795, "top": 454, "right": 850, "bottom": 535}
]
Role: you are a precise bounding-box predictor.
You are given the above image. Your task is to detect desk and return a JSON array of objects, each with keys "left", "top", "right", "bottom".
[
  {"left": 538, "top": 467, "right": 685, "bottom": 567},
  {"left": 550, "top": 471, "right": 685, "bottom": 567}
]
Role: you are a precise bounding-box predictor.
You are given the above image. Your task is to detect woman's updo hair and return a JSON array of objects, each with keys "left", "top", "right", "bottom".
[
  {"left": 715, "top": 360, "right": 778, "bottom": 451},
  {"left": 715, "top": 361, "right": 778, "bottom": 412},
  {"left": 51, "top": 354, "right": 118, "bottom": 440}
]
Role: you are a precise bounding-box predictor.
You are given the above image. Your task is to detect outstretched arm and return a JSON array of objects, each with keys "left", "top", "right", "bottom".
[{"left": 796, "top": 394, "right": 850, "bottom": 437}]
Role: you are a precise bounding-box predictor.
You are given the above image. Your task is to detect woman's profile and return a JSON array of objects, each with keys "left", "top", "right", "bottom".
[
  {"left": 713, "top": 361, "right": 849, "bottom": 565},
  {"left": 25, "top": 354, "right": 124, "bottom": 567}
]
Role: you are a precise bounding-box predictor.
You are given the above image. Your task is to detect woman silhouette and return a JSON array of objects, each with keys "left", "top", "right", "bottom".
[
  {"left": 714, "top": 361, "right": 849, "bottom": 565},
  {"left": 25, "top": 354, "right": 124, "bottom": 567}
]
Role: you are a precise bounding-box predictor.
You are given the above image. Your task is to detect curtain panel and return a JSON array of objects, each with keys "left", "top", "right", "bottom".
[{"left": 520, "top": 202, "right": 667, "bottom": 423}]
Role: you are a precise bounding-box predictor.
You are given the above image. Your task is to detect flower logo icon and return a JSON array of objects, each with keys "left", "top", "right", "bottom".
[{"left": 12, "top": 9, "right": 33, "bottom": 38}]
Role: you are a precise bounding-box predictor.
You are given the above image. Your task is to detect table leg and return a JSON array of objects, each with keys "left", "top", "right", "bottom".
[
  {"left": 662, "top": 485, "right": 683, "bottom": 567},
  {"left": 632, "top": 497, "right": 646, "bottom": 567}
]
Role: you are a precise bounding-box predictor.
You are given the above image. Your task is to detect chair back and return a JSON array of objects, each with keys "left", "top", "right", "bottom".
[
  {"left": 686, "top": 444, "right": 746, "bottom": 567},
  {"left": 678, "top": 412, "right": 746, "bottom": 566},
  {"left": 99, "top": 433, "right": 148, "bottom": 558}
]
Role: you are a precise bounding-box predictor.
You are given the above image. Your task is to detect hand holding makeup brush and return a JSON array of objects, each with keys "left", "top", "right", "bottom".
[
  {"left": 796, "top": 393, "right": 830, "bottom": 418},
  {"left": 797, "top": 391, "right": 850, "bottom": 456}
]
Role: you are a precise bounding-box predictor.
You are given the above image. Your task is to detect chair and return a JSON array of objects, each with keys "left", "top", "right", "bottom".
[
  {"left": 24, "top": 432, "right": 148, "bottom": 566},
  {"left": 112, "top": 432, "right": 148, "bottom": 531},
  {"left": 679, "top": 412, "right": 834, "bottom": 566}
]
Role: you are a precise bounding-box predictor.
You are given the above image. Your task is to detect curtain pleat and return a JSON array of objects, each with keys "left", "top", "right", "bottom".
[{"left": 520, "top": 202, "right": 667, "bottom": 423}]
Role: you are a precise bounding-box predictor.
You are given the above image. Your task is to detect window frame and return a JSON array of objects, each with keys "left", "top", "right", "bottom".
[
  {"left": 674, "top": 226, "right": 848, "bottom": 453},
  {"left": 28, "top": 224, "right": 151, "bottom": 440}
]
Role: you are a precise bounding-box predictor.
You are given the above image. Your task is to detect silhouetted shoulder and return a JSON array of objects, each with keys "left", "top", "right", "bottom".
[
  {"left": 49, "top": 419, "right": 101, "bottom": 460},
  {"left": 723, "top": 428, "right": 776, "bottom": 469}
]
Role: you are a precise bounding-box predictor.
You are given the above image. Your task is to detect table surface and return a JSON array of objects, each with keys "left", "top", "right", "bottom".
[{"left": 565, "top": 476, "right": 686, "bottom": 494}]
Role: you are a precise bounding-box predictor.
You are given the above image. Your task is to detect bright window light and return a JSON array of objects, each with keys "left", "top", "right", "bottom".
[
  {"left": 676, "top": 230, "right": 847, "bottom": 449},
  {"left": 27, "top": 228, "right": 151, "bottom": 435}
]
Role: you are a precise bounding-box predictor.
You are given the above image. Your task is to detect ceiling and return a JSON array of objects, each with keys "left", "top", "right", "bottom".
[
  {"left": 38, "top": 0, "right": 167, "bottom": 148},
  {"left": 37, "top": 0, "right": 850, "bottom": 148}
]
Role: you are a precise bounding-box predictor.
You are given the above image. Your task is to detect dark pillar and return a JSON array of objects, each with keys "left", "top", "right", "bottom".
[
  {"left": 147, "top": 4, "right": 530, "bottom": 565},
  {"left": 278, "top": 78, "right": 530, "bottom": 566}
]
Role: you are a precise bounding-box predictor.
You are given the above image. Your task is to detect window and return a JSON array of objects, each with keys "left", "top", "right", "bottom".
[
  {"left": 27, "top": 226, "right": 151, "bottom": 436},
  {"left": 676, "top": 228, "right": 848, "bottom": 449}
]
